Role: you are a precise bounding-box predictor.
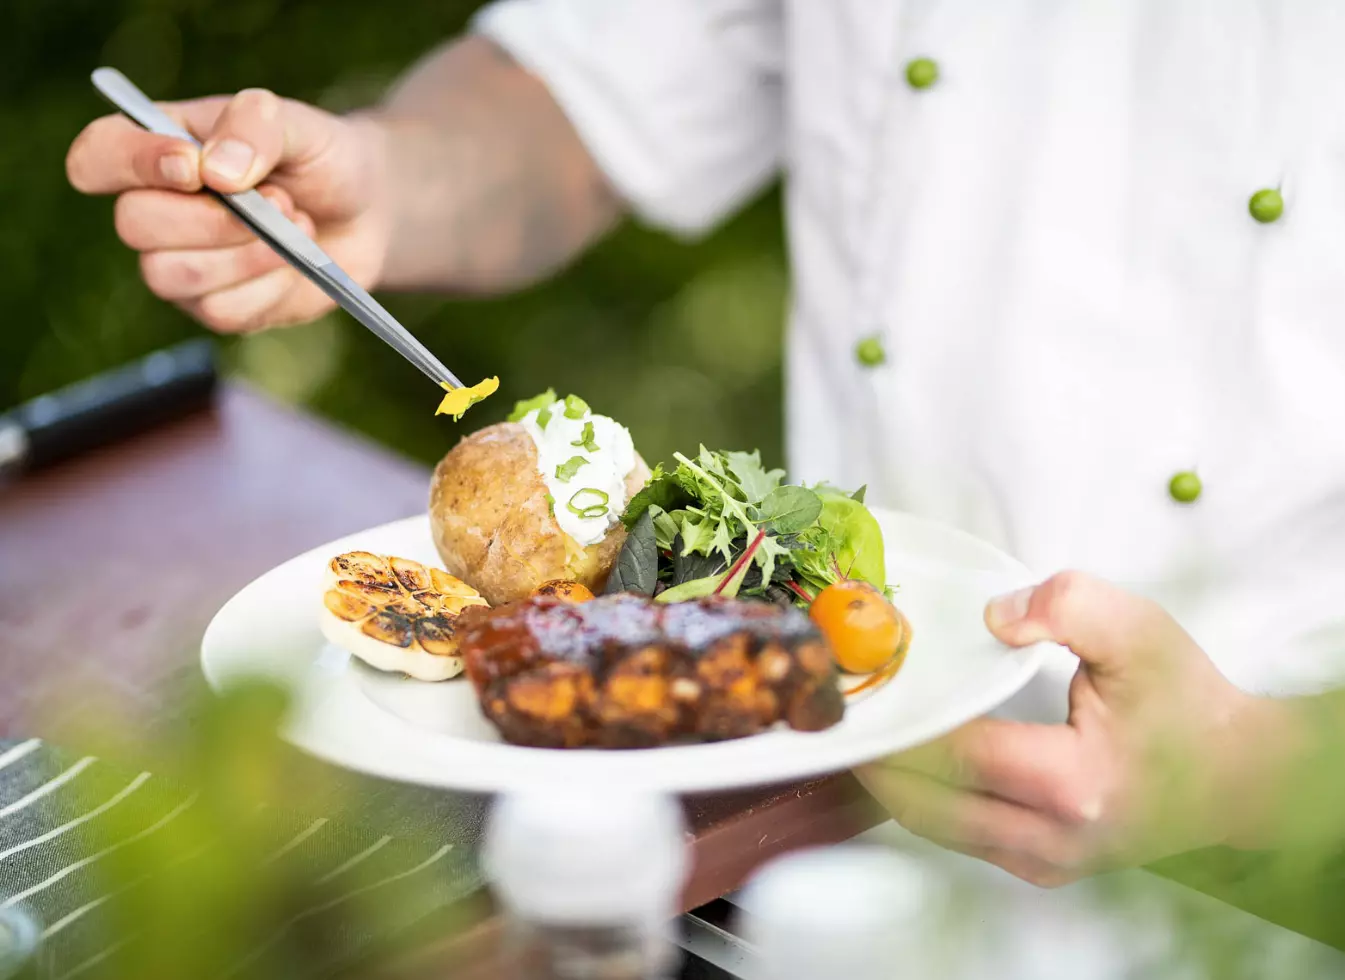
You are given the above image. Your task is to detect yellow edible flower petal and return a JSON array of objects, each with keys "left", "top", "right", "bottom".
[{"left": 436, "top": 376, "right": 500, "bottom": 421}]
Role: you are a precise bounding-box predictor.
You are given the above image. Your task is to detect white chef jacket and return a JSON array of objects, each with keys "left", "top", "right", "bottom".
[
  {"left": 475, "top": 0, "right": 1345, "bottom": 704},
  {"left": 471, "top": 3, "right": 1345, "bottom": 971}
]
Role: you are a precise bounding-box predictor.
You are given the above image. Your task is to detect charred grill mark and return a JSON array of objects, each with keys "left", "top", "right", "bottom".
[
  {"left": 415, "top": 615, "right": 457, "bottom": 655},
  {"left": 413, "top": 591, "right": 444, "bottom": 612},
  {"left": 337, "top": 579, "right": 400, "bottom": 602},
  {"left": 390, "top": 557, "right": 433, "bottom": 592},
  {"left": 331, "top": 552, "right": 396, "bottom": 586},
  {"left": 362, "top": 611, "right": 414, "bottom": 648}
]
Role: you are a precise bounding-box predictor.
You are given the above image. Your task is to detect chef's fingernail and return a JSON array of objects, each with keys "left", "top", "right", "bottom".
[
  {"left": 986, "top": 586, "right": 1034, "bottom": 629},
  {"left": 203, "top": 139, "right": 255, "bottom": 182},
  {"left": 159, "top": 153, "right": 194, "bottom": 186},
  {"left": 1079, "top": 798, "right": 1103, "bottom": 823}
]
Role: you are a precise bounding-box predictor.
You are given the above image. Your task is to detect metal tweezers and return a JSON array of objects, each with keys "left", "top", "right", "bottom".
[{"left": 91, "top": 67, "right": 463, "bottom": 390}]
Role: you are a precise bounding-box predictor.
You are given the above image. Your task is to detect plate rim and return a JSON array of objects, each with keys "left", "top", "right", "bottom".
[{"left": 200, "top": 509, "right": 1050, "bottom": 793}]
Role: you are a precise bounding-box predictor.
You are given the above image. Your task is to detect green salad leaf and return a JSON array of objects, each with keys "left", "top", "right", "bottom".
[
  {"left": 677, "top": 511, "right": 719, "bottom": 556},
  {"left": 655, "top": 574, "right": 724, "bottom": 604},
  {"left": 623, "top": 464, "right": 691, "bottom": 528},
  {"left": 670, "top": 539, "right": 725, "bottom": 586},
  {"left": 752, "top": 486, "right": 822, "bottom": 534},
  {"left": 649, "top": 506, "right": 680, "bottom": 551},
  {"left": 792, "top": 487, "right": 886, "bottom": 593},
  {"left": 612, "top": 446, "right": 887, "bottom": 606},
  {"left": 603, "top": 509, "right": 657, "bottom": 596},
  {"left": 724, "top": 449, "right": 784, "bottom": 504}
]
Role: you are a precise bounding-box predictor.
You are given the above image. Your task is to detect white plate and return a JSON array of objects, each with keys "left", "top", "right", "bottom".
[{"left": 201, "top": 510, "right": 1049, "bottom": 794}]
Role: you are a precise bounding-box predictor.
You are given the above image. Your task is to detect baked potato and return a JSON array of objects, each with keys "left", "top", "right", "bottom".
[{"left": 429, "top": 422, "right": 651, "bottom": 605}]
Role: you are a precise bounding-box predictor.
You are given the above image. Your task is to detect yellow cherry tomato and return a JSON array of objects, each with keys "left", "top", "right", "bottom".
[{"left": 809, "top": 579, "right": 906, "bottom": 674}]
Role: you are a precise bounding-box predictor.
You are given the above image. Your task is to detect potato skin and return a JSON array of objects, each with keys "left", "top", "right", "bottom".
[{"left": 428, "top": 422, "right": 650, "bottom": 605}]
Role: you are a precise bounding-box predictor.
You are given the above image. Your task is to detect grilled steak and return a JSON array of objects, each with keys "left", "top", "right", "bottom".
[{"left": 457, "top": 593, "right": 845, "bottom": 749}]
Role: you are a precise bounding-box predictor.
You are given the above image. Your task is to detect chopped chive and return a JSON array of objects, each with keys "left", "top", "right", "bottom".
[
  {"left": 567, "top": 487, "right": 610, "bottom": 518},
  {"left": 571, "top": 421, "right": 599, "bottom": 452},
  {"left": 507, "top": 388, "right": 557, "bottom": 423},
  {"left": 555, "top": 456, "right": 589, "bottom": 483},
  {"left": 562, "top": 394, "right": 590, "bottom": 419}
]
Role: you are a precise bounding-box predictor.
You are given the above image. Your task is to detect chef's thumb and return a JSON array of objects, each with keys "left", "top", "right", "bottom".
[{"left": 983, "top": 571, "right": 1194, "bottom": 677}]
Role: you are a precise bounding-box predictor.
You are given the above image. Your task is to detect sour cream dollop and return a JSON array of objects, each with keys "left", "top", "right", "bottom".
[{"left": 519, "top": 398, "right": 637, "bottom": 547}]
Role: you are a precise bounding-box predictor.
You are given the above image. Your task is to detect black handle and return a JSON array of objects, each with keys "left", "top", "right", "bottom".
[{"left": 1, "top": 339, "right": 218, "bottom": 473}]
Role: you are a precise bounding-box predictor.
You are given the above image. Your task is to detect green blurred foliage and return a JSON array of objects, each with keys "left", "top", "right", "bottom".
[
  {"left": 0, "top": 0, "right": 788, "bottom": 470},
  {"left": 33, "top": 673, "right": 1345, "bottom": 979},
  {"left": 63, "top": 679, "right": 482, "bottom": 980}
]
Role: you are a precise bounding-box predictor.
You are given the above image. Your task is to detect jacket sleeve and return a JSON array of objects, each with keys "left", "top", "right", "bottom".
[{"left": 474, "top": 0, "right": 785, "bottom": 237}]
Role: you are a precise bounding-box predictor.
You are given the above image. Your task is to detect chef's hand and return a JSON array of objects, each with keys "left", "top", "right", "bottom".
[
  {"left": 857, "top": 571, "right": 1295, "bottom": 887},
  {"left": 66, "top": 89, "right": 390, "bottom": 332}
]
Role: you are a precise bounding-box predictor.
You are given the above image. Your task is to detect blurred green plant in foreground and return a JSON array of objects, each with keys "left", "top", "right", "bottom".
[
  {"left": 1, "top": 0, "right": 789, "bottom": 472},
  {"left": 14, "top": 673, "right": 1345, "bottom": 980},
  {"left": 20, "top": 679, "right": 482, "bottom": 980}
]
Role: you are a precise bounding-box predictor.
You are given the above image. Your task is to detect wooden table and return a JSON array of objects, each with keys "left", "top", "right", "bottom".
[{"left": 0, "top": 383, "right": 882, "bottom": 963}]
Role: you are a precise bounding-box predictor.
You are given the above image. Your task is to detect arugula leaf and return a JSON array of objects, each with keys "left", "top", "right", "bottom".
[
  {"left": 725, "top": 450, "right": 784, "bottom": 504},
  {"left": 571, "top": 421, "right": 599, "bottom": 452},
  {"left": 562, "top": 394, "right": 590, "bottom": 419},
  {"left": 752, "top": 486, "right": 822, "bottom": 534},
  {"left": 672, "top": 450, "right": 756, "bottom": 530},
  {"left": 507, "top": 389, "right": 556, "bottom": 422},
  {"left": 554, "top": 456, "right": 588, "bottom": 483},
  {"left": 710, "top": 517, "right": 737, "bottom": 563},
  {"left": 851, "top": 484, "right": 868, "bottom": 504},
  {"left": 754, "top": 533, "right": 795, "bottom": 590},
  {"left": 677, "top": 512, "right": 718, "bottom": 556},
  {"left": 604, "top": 510, "right": 657, "bottom": 596}
]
